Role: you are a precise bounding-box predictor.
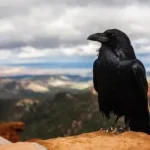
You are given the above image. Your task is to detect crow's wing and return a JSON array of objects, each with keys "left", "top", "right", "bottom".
[
  {"left": 93, "top": 58, "right": 100, "bottom": 92},
  {"left": 129, "top": 60, "right": 149, "bottom": 133},
  {"left": 132, "top": 59, "right": 148, "bottom": 103}
]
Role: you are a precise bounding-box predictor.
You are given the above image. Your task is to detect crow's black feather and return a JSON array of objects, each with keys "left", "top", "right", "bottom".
[{"left": 88, "top": 29, "right": 150, "bottom": 133}]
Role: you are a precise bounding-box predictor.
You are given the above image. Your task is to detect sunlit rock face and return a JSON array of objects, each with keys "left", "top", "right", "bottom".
[
  {"left": 7, "top": 131, "right": 150, "bottom": 150},
  {"left": 0, "top": 122, "right": 24, "bottom": 143}
]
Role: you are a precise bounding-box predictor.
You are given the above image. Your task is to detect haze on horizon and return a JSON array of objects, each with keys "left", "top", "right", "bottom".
[{"left": 0, "top": 0, "right": 150, "bottom": 76}]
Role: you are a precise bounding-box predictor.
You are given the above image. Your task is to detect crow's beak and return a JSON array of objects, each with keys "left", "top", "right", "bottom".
[{"left": 87, "top": 33, "right": 109, "bottom": 42}]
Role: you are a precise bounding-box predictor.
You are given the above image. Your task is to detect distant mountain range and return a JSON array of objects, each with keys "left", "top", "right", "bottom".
[
  {"left": 0, "top": 72, "right": 150, "bottom": 101},
  {"left": 1, "top": 74, "right": 92, "bottom": 82},
  {"left": 0, "top": 74, "right": 93, "bottom": 101}
]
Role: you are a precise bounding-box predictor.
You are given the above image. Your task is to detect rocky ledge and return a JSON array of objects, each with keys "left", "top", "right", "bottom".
[{"left": 0, "top": 131, "right": 150, "bottom": 150}]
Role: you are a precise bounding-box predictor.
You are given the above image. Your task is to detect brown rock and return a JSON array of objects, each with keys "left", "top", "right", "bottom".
[
  {"left": 27, "top": 138, "right": 42, "bottom": 142},
  {"left": 0, "top": 122, "right": 24, "bottom": 142},
  {"left": 1, "top": 131, "right": 150, "bottom": 150},
  {"left": 34, "top": 131, "right": 150, "bottom": 150}
]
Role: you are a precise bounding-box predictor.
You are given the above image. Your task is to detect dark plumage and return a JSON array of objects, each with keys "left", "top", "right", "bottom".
[{"left": 87, "top": 29, "right": 150, "bottom": 133}]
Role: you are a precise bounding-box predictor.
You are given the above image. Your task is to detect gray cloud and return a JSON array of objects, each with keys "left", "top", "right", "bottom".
[
  {"left": 0, "top": 41, "right": 26, "bottom": 49},
  {"left": 39, "top": 0, "right": 150, "bottom": 7},
  {"left": 0, "top": 0, "right": 149, "bottom": 61}
]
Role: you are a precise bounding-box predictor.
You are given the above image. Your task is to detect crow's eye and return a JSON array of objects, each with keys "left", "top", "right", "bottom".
[
  {"left": 109, "top": 33, "right": 115, "bottom": 37},
  {"left": 106, "top": 32, "right": 115, "bottom": 37}
]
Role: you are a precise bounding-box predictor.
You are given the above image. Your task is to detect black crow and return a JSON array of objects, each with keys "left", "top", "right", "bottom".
[{"left": 87, "top": 29, "right": 150, "bottom": 133}]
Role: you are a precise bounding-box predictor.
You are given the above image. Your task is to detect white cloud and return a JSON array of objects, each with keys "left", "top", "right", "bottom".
[
  {"left": 0, "top": 0, "right": 149, "bottom": 70},
  {"left": 18, "top": 47, "right": 50, "bottom": 58},
  {"left": 0, "top": 50, "right": 12, "bottom": 59}
]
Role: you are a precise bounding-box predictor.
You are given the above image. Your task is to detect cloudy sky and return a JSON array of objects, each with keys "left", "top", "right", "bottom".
[{"left": 0, "top": 0, "right": 150, "bottom": 76}]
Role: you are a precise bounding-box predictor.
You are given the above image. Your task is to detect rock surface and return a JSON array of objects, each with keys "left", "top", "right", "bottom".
[
  {"left": 34, "top": 131, "right": 150, "bottom": 150},
  {"left": 0, "top": 137, "right": 11, "bottom": 145},
  {"left": 1, "top": 131, "right": 150, "bottom": 150},
  {"left": 0, "top": 142, "right": 47, "bottom": 150},
  {"left": 0, "top": 122, "right": 24, "bottom": 142}
]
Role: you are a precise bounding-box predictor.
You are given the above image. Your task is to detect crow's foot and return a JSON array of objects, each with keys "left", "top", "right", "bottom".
[
  {"left": 105, "top": 126, "right": 116, "bottom": 133},
  {"left": 112, "top": 126, "right": 130, "bottom": 134}
]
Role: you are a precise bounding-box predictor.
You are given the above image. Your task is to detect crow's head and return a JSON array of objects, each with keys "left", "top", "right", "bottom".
[{"left": 87, "top": 29, "right": 131, "bottom": 49}]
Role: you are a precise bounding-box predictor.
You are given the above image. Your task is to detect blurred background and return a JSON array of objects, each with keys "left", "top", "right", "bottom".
[{"left": 0, "top": 0, "right": 150, "bottom": 142}]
